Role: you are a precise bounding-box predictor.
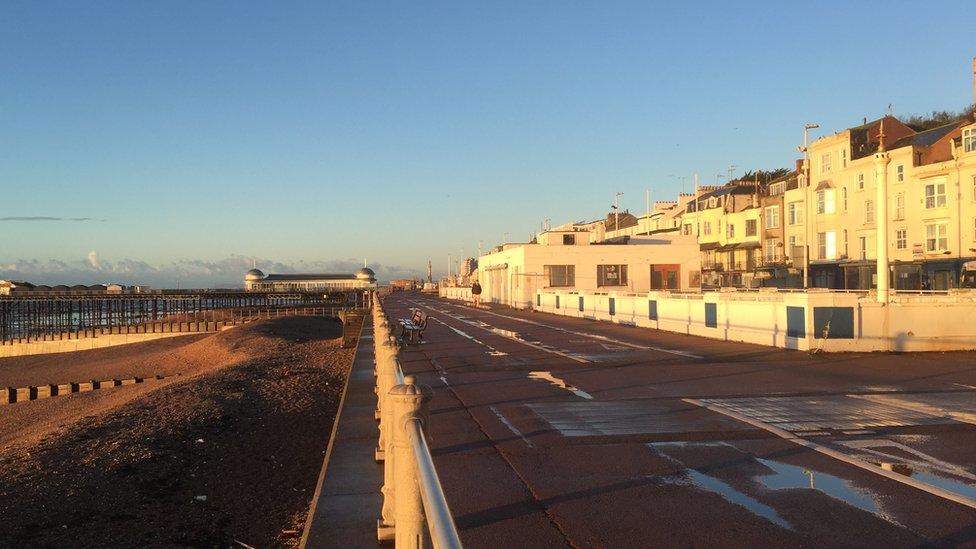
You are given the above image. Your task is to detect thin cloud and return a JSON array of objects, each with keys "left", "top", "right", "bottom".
[
  {"left": 0, "top": 254, "right": 419, "bottom": 288},
  {"left": 0, "top": 216, "right": 106, "bottom": 222}
]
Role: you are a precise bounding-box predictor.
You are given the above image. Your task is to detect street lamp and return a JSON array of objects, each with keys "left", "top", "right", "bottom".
[{"left": 796, "top": 123, "right": 820, "bottom": 288}]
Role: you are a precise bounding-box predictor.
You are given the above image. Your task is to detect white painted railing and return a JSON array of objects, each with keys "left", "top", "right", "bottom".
[{"left": 372, "top": 300, "right": 462, "bottom": 549}]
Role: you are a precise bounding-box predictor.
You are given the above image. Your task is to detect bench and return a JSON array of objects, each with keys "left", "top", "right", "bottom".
[{"left": 395, "top": 309, "right": 428, "bottom": 345}]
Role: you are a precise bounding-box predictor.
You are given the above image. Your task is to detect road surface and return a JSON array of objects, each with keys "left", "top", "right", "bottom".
[{"left": 387, "top": 292, "right": 976, "bottom": 548}]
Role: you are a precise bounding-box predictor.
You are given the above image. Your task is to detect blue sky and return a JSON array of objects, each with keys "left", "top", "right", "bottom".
[{"left": 2, "top": 1, "right": 974, "bottom": 286}]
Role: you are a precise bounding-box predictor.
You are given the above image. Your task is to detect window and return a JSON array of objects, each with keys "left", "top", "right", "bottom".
[
  {"left": 597, "top": 264, "right": 628, "bottom": 286},
  {"left": 745, "top": 219, "right": 757, "bottom": 237},
  {"left": 682, "top": 223, "right": 692, "bottom": 235},
  {"left": 769, "top": 182, "right": 785, "bottom": 195},
  {"left": 764, "top": 238, "right": 780, "bottom": 261},
  {"left": 925, "top": 223, "right": 948, "bottom": 252},
  {"left": 703, "top": 221, "right": 712, "bottom": 235},
  {"left": 842, "top": 187, "right": 848, "bottom": 212},
  {"left": 843, "top": 229, "right": 848, "bottom": 257},
  {"left": 788, "top": 236, "right": 797, "bottom": 258},
  {"left": 544, "top": 265, "right": 575, "bottom": 287},
  {"left": 857, "top": 172, "right": 865, "bottom": 190},
  {"left": 727, "top": 223, "right": 735, "bottom": 238},
  {"left": 896, "top": 164, "right": 904, "bottom": 182},
  {"left": 820, "top": 153, "right": 832, "bottom": 175},
  {"left": 562, "top": 233, "right": 576, "bottom": 245},
  {"left": 964, "top": 127, "right": 976, "bottom": 153},
  {"left": 816, "top": 189, "right": 835, "bottom": 214},
  {"left": 764, "top": 206, "right": 779, "bottom": 229},
  {"left": 894, "top": 193, "right": 905, "bottom": 220},
  {"left": 896, "top": 229, "right": 907, "bottom": 249},
  {"left": 925, "top": 180, "right": 947, "bottom": 208},
  {"left": 817, "top": 231, "right": 837, "bottom": 260},
  {"left": 787, "top": 202, "right": 804, "bottom": 225},
  {"left": 864, "top": 200, "right": 874, "bottom": 223},
  {"left": 972, "top": 175, "right": 976, "bottom": 201},
  {"left": 859, "top": 236, "right": 868, "bottom": 260},
  {"left": 841, "top": 148, "right": 847, "bottom": 168}
]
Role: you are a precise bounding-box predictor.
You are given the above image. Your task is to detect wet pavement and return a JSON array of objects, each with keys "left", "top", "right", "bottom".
[{"left": 388, "top": 292, "right": 976, "bottom": 548}]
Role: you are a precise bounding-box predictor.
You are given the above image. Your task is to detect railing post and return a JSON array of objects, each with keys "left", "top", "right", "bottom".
[{"left": 389, "top": 375, "right": 432, "bottom": 548}]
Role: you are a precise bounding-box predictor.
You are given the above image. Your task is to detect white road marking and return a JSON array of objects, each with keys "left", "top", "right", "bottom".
[
  {"left": 528, "top": 371, "right": 593, "bottom": 399},
  {"left": 953, "top": 383, "right": 976, "bottom": 390},
  {"left": 489, "top": 405, "right": 534, "bottom": 448},
  {"left": 852, "top": 392, "right": 976, "bottom": 426},
  {"left": 684, "top": 397, "right": 976, "bottom": 510},
  {"left": 410, "top": 301, "right": 590, "bottom": 363},
  {"left": 435, "top": 298, "right": 702, "bottom": 359},
  {"left": 428, "top": 317, "right": 509, "bottom": 357}
]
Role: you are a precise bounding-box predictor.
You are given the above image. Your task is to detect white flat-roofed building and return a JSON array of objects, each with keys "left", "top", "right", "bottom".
[
  {"left": 478, "top": 230, "right": 700, "bottom": 309},
  {"left": 243, "top": 268, "right": 377, "bottom": 292}
]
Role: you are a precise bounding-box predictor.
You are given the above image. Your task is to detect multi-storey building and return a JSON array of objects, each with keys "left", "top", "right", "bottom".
[
  {"left": 801, "top": 114, "right": 976, "bottom": 289},
  {"left": 683, "top": 183, "right": 761, "bottom": 287}
]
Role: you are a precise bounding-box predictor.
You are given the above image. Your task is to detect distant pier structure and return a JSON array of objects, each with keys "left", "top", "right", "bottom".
[{"left": 244, "top": 267, "right": 376, "bottom": 292}]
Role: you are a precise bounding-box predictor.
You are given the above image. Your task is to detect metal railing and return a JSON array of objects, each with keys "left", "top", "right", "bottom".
[{"left": 372, "top": 299, "right": 462, "bottom": 548}]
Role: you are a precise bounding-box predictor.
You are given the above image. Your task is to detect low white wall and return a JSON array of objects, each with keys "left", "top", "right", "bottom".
[
  {"left": 532, "top": 288, "right": 976, "bottom": 353},
  {"left": 439, "top": 287, "right": 473, "bottom": 302}
]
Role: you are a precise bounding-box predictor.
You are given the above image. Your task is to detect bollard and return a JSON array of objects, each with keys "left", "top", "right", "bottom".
[{"left": 387, "top": 375, "right": 432, "bottom": 548}]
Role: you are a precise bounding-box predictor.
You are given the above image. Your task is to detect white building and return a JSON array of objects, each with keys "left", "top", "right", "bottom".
[
  {"left": 477, "top": 229, "right": 700, "bottom": 309},
  {"left": 244, "top": 268, "right": 377, "bottom": 292}
]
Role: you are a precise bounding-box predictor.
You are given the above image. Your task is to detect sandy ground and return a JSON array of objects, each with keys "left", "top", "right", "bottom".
[{"left": 0, "top": 315, "right": 357, "bottom": 548}]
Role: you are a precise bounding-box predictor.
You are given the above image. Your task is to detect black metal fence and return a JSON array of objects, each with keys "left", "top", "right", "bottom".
[{"left": 0, "top": 290, "right": 372, "bottom": 345}]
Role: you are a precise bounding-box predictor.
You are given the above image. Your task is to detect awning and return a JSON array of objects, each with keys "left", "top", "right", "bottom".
[
  {"left": 699, "top": 242, "right": 721, "bottom": 251},
  {"left": 736, "top": 241, "right": 761, "bottom": 249}
]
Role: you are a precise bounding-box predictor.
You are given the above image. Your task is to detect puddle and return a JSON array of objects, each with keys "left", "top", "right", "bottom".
[
  {"left": 837, "top": 438, "right": 976, "bottom": 501},
  {"left": 755, "top": 458, "right": 893, "bottom": 522},
  {"left": 528, "top": 371, "right": 593, "bottom": 399},
  {"left": 648, "top": 442, "right": 899, "bottom": 529},
  {"left": 907, "top": 470, "right": 976, "bottom": 500},
  {"left": 680, "top": 470, "right": 791, "bottom": 528}
]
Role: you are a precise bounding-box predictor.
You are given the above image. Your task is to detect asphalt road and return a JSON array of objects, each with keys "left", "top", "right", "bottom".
[{"left": 387, "top": 292, "right": 976, "bottom": 548}]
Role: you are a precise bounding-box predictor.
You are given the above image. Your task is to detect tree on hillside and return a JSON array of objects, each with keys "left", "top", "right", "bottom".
[
  {"left": 731, "top": 168, "right": 791, "bottom": 185},
  {"left": 900, "top": 104, "right": 975, "bottom": 131}
]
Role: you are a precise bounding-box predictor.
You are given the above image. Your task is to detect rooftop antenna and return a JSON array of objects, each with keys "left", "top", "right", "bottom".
[{"left": 727, "top": 164, "right": 737, "bottom": 183}]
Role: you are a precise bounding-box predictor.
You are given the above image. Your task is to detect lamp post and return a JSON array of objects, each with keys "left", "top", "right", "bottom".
[
  {"left": 797, "top": 122, "right": 820, "bottom": 288},
  {"left": 874, "top": 121, "right": 891, "bottom": 303},
  {"left": 612, "top": 192, "right": 624, "bottom": 234}
]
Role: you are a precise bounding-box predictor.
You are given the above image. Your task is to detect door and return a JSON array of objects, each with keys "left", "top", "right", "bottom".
[{"left": 650, "top": 264, "right": 681, "bottom": 290}]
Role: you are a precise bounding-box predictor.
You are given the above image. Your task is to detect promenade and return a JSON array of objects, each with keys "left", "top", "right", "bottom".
[{"left": 351, "top": 292, "right": 976, "bottom": 547}]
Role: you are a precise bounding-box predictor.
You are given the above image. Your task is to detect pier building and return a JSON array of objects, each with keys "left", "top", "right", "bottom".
[{"left": 243, "top": 267, "right": 377, "bottom": 292}]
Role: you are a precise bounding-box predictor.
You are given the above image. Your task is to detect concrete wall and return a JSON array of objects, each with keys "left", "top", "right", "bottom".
[
  {"left": 0, "top": 331, "right": 211, "bottom": 358},
  {"left": 529, "top": 288, "right": 976, "bottom": 353}
]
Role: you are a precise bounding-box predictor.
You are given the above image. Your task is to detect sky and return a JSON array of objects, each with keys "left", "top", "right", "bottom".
[{"left": 2, "top": 1, "right": 974, "bottom": 287}]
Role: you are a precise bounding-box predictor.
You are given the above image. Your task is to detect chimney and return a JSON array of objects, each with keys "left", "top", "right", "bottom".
[{"left": 795, "top": 158, "right": 804, "bottom": 172}]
